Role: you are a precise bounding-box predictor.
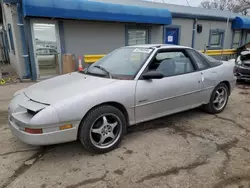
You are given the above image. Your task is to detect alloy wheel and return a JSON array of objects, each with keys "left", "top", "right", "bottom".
[
  {"left": 213, "top": 87, "right": 228, "bottom": 111},
  {"left": 89, "top": 114, "right": 122, "bottom": 149}
]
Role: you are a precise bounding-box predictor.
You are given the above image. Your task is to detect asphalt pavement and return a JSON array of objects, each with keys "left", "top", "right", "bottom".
[{"left": 1, "top": 82, "right": 250, "bottom": 188}]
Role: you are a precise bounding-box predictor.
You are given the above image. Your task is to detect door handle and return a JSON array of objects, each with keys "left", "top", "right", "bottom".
[{"left": 201, "top": 72, "right": 204, "bottom": 82}]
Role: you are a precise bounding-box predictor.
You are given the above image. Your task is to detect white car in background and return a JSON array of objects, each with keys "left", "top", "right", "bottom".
[{"left": 36, "top": 47, "right": 58, "bottom": 67}]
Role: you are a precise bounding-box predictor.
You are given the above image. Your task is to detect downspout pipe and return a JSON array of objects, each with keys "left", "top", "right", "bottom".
[
  {"left": 17, "top": 1, "right": 30, "bottom": 79},
  {"left": 191, "top": 18, "right": 197, "bottom": 48}
]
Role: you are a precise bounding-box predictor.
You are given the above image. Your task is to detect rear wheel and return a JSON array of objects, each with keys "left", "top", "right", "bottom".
[
  {"left": 203, "top": 83, "right": 229, "bottom": 114},
  {"left": 79, "top": 105, "right": 126, "bottom": 153}
]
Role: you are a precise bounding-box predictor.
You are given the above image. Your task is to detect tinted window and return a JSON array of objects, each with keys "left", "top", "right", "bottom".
[
  {"left": 188, "top": 49, "right": 210, "bottom": 70},
  {"left": 198, "top": 52, "right": 223, "bottom": 67},
  {"left": 148, "top": 51, "right": 194, "bottom": 77}
]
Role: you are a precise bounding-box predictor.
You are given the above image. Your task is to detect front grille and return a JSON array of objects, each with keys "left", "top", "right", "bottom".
[{"left": 243, "top": 63, "right": 250, "bottom": 68}]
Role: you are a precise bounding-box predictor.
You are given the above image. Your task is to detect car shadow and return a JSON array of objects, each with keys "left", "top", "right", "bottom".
[
  {"left": 127, "top": 108, "right": 205, "bottom": 134},
  {"left": 237, "top": 80, "right": 250, "bottom": 88},
  {"left": 41, "top": 108, "right": 207, "bottom": 157}
]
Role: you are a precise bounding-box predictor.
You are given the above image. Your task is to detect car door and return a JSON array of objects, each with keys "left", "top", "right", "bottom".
[
  {"left": 187, "top": 49, "right": 219, "bottom": 104},
  {"left": 135, "top": 49, "right": 203, "bottom": 124}
]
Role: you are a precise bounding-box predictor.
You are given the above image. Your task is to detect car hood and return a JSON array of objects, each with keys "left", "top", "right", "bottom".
[{"left": 24, "top": 72, "right": 117, "bottom": 104}]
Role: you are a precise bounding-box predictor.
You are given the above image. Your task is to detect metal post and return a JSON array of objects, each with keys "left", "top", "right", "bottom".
[
  {"left": 191, "top": 18, "right": 197, "bottom": 48},
  {"left": 17, "top": 2, "right": 31, "bottom": 79},
  {"left": 221, "top": 16, "right": 229, "bottom": 60}
]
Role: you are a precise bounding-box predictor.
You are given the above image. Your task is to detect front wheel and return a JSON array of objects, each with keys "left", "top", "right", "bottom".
[
  {"left": 79, "top": 105, "right": 127, "bottom": 153},
  {"left": 203, "top": 83, "right": 229, "bottom": 114}
]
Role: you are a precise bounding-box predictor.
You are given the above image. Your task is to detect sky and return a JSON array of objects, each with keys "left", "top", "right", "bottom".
[{"left": 154, "top": 0, "right": 204, "bottom": 6}]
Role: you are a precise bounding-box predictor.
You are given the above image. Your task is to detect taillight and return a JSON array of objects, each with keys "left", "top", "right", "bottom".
[{"left": 24, "top": 128, "right": 43, "bottom": 134}]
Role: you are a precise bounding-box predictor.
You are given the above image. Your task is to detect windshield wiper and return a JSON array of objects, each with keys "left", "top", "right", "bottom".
[{"left": 94, "top": 65, "right": 112, "bottom": 79}]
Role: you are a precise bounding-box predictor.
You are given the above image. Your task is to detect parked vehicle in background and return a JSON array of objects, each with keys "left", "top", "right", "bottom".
[
  {"left": 36, "top": 47, "right": 58, "bottom": 67},
  {"left": 8, "top": 44, "right": 236, "bottom": 153},
  {"left": 234, "top": 44, "right": 250, "bottom": 81}
]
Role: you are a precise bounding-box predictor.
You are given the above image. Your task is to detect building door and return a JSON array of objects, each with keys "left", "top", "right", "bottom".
[
  {"left": 164, "top": 28, "right": 179, "bottom": 45},
  {"left": 31, "top": 20, "right": 61, "bottom": 79}
]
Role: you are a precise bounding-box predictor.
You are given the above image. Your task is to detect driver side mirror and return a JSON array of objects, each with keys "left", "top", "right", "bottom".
[{"left": 142, "top": 70, "right": 164, "bottom": 80}]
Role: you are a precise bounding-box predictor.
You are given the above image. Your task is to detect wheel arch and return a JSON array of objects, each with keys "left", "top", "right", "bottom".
[
  {"left": 220, "top": 80, "right": 231, "bottom": 94},
  {"left": 77, "top": 102, "right": 129, "bottom": 138}
]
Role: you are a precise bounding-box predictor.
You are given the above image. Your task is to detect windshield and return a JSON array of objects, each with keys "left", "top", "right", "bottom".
[{"left": 85, "top": 47, "right": 153, "bottom": 80}]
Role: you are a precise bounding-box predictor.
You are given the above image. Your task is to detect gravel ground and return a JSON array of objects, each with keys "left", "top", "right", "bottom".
[{"left": 0, "top": 82, "right": 250, "bottom": 188}]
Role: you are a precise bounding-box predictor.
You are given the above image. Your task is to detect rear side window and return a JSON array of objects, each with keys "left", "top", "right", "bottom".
[
  {"left": 187, "top": 49, "right": 210, "bottom": 70},
  {"left": 198, "top": 52, "right": 223, "bottom": 67}
]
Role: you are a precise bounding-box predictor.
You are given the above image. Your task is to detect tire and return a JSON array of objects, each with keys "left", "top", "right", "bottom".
[
  {"left": 79, "top": 105, "right": 127, "bottom": 153},
  {"left": 203, "top": 83, "right": 229, "bottom": 114}
]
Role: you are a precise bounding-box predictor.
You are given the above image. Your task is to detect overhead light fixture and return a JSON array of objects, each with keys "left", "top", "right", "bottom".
[
  {"left": 34, "top": 28, "right": 45, "bottom": 31},
  {"left": 34, "top": 23, "right": 54, "bottom": 27},
  {"left": 34, "top": 27, "right": 51, "bottom": 29}
]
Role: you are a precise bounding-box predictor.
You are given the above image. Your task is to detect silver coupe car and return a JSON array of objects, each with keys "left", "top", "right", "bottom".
[{"left": 8, "top": 44, "right": 236, "bottom": 153}]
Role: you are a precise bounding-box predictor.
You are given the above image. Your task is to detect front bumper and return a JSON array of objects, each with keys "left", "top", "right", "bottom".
[
  {"left": 8, "top": 93, "right": 80, "bottom": 146},
  {"left": 235, "top": 65, "right": 250, "bottom": 80},
  {"left": 9, "top": 116, "right": 79, "bottom": 145}
]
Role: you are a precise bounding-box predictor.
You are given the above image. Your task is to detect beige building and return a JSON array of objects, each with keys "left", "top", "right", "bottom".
[{"left": 2, "top": 0, "right": 250, "bottom": 80}]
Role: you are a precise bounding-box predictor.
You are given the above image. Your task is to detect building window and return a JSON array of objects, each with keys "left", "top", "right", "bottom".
[
  {"left": 7, "top": 24, "right": 15, "bottom": 54},
  {"left": 246, "top": 32, "right": 250, "bottom": 44},
  {"left": 126, "top": 27, "right": 149, "bottom": 46},
  {"left": 232, "top": 30, "right": 241, "bottom": 49},
  {"left": 4, "top": 30, "right": 10, "bottom": 52},
  {"left": 208, "top": 29, "right": 225, "bottom": 49}
]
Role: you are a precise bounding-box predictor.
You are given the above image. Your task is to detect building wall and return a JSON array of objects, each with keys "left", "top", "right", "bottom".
[
  {"left": 171, "top": 18, "right": 234, "bottom": 51},
  {"left": 63, "top": 20, "right": 163, "bottom": 57},
  {"left": 2, "top": 3, "right": 25, "bottom": 78},
  {"left": 195, "top": 19, "right": 233, "bottom": 50},
  {"left": 172, "top": 18, "right": 193, "bottom": 47},
  {"left": 63, "top": 20, "right": 125, "bottom": 57},
  {"left": 150, "top": 25, "right": 163, "bottom": 44}
]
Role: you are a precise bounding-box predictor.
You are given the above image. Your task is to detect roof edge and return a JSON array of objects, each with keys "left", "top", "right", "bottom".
[{"left": 22, "top": 0, "right": 172, "bottom": 25}]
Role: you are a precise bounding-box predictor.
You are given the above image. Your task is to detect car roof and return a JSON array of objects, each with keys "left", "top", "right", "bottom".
[{"left": 128, "top": 44, "right": 192, "bottom": 50}]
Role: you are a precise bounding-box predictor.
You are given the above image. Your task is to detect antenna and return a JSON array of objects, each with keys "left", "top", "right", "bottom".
[{"left": 186, "top": 0, "right": 190, "bottom": 6}]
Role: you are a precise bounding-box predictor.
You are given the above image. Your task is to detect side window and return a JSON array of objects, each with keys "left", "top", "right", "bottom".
[
  {"left": 187, "top": 49, "right": 210, "bottom": 70},
  {"left": 246, "top": 32, "right": 250, "bottom": 44},
  {"left": 7, "top": 24, "right": 15, "bottom": 54},
  {"left": 148, "top": 51, "right": 195, "bottom": 77}
]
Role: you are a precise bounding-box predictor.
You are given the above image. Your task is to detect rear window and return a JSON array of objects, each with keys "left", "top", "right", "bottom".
[{"left": 198, "top": 52, "right": 223, "bottom": 67}]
